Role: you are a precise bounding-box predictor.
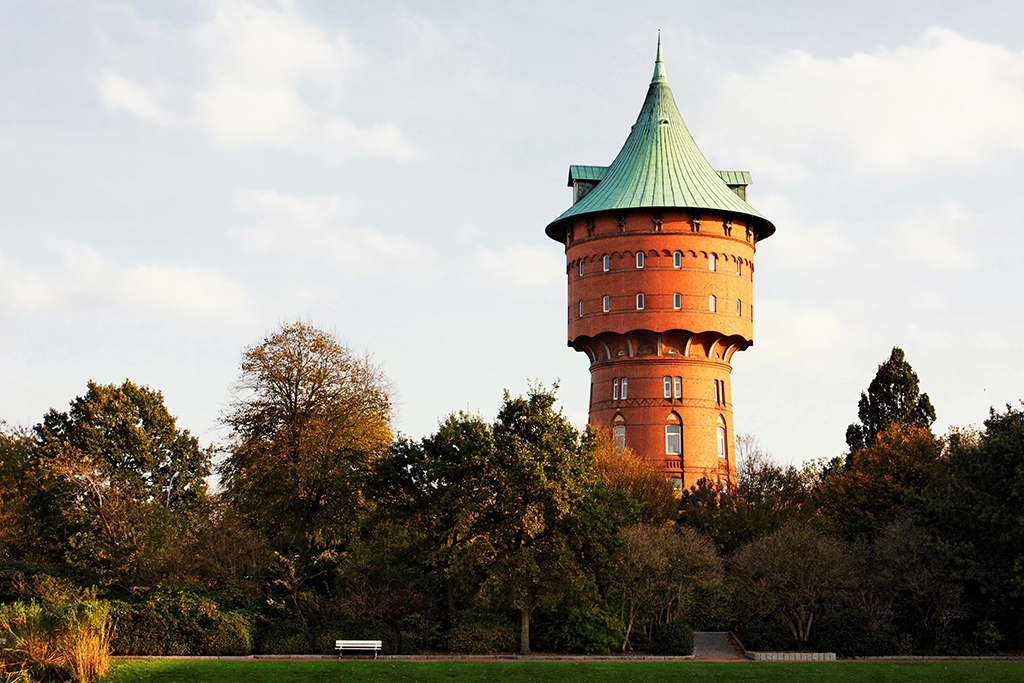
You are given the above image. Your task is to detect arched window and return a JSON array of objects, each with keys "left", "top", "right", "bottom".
[
  {"left": 602, "top": 296, "right": 610, "bottom": 313},
  {"left": 674, "top": 251, "right": 682, "bottom": 268},
  {"left": 717, "top": 425, "right": 727, "bottom": 458},
  {"left": 736, "top": 260, "right": 741, "bottom": 276},
  {"left": 674, "top": 376, "right": 682, "bottom": 399},
  {"left": 579, "top": 300, "right": 584, "bottom": 317},
  {"left": 620, "top": 378, "right": 628, "bottom": 399},
  {"left": 709, "top": 295, "right": 716, "bottom": 312},
  {"left": 663, "top": 377, "right": 672, "bottom": 399},
  {"left": 612, "top": 379, "right": 619, "bottom": 400},
  {"left": 636, "top": 293, "right": 644, "bottom": 310},
  {"left": 736, "top": 299, "right": 742, "bottom": 316},
  {"left": 636, "top": 252, "right": 645, "bottom": 269},
  {"left": 709, "top": 253, "right": 717, "bottom": 271},
  {"left": 603, "top": 255, "right": 610, "bottom": 271},
  {"left": 666, "top": 414, "right": 682, "bottom": 455},
  {"left": 578, "top": 260, "right": 584, "bottom": 276},
  {"left": 673, "top": 292, "right": 682, "bottom": 310},
  {"left": 613, "top": 414, "right": 626, "bottom": 450}
]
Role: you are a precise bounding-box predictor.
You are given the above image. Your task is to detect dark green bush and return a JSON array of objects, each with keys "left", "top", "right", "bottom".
[
  {"left": 679, "top": 583, "right": 736, "bottom": 631},
  {"left": 532, "top": 603, "right": 622, "bottom": 654},
  {"left": 447, "top": 613, "right": 517, "bottom": 654},
  {"left": 312, "top": 616, "right": 396, "bottom": 655},
  {"left": 257, "top": 619, "right": 310, "bottom": 654},
  {"left": 812, "top": 606, "right": 901, "bottom": 657},
  {"left": 111, "top": 587, "right": 253, "bottom": 656},
  {"left": 651, "top": 618, "right": 694, "bottom": 655},
  {"left": 736, "top": 618, "right": 793, "bottom": 652}
]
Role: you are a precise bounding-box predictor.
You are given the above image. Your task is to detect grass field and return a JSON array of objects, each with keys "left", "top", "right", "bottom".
[{"left": 102, "top": 659, "right": 1024, "bottom": 683}]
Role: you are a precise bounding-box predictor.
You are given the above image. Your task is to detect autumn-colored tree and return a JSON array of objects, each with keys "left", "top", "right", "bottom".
[
  {"left": 817, "top": 424, "right": 943, "bottom": 539},
  {"left": 846, "top": 347, "right": 936, "bottom": 453},
  {"left": 220, "top": 321, "right": 394, "bottom": 554},
  {"left": 590, "top": 429, "right": 677, "bottom": 525}
]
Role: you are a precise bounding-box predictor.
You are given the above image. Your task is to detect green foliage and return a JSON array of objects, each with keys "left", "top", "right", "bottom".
[
  {"left": 650, "top": 618, "right": 694, "bottom": 655},
  {"left": 677, "top": 582, "right": 736, "bottom": 631},
  {"left": 846, "top": 347, "right": 936, "bottom": 453},
  {"left": 532, "top": 602, "right": 622, "bottom": 655},
  {"left": 811, "top": 606, "right": 903, "bottom": 657},
  {"left": 110, "top": 587, "right": 253, "bottom": 656},
  {"left": 447, "top": 613, "right": 518, "bottom": 654},
  {"left": 220, "top": 321, "right": 394, "bottom": 554}
]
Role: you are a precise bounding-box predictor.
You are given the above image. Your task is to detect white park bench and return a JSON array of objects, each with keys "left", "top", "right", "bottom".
[{"left": 335, "top": 639, "right": 382, "bottom": 659}]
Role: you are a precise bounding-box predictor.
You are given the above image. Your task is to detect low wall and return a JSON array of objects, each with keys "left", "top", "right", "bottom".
[{"left": 746, "top": 651, "right": 836, "bottom": 661}]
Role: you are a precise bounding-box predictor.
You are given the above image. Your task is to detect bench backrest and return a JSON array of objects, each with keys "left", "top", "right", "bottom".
[{"left": 336, "top": 640, "right": 383, "bottom": 648}]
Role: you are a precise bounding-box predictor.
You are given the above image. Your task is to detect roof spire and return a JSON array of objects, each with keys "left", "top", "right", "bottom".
[{"left": 651, "top": 31, "right": 667, "bottom": 84}]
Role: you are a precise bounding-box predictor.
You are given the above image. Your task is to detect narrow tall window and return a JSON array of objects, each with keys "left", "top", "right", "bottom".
[
  {"left": 736, "top": 299, "right": 742, "bottom": 316},
  {"left": 620, "top": 378, "right": 628, "bottom": 399},
  {"left": 613, "top": 425, "right": 626, "bottom": 450},
  {"left": 636, "top": 293, "right": 644, "bottom": 310},
  {"left": 663, "top": 377, "right": 672, "bottom": 399},
  {"left": 603, "top": 296, "right": 610, "bottom": 313},
  {"left": 579, "top": 260, "right": 584, "bottom": 276},
  {"left": 674, "top": 292, "right": 682, "bottom": 310},
  {"left": 674, "top": 251, "right": 682, "bottom": 268},
  {"left": 579, "top": 300, "right": 584, "bottom": 317},
  {"left": 666, "top": 424, "right": 682, "bottom": 455},
  {"left": 674, "top": 376, "right": 682, "bottom": 399},
  {"left": 603, "top": 255, "right": 610, "bottom": 271},
  {"left": 709, "top": 253, "right": 717, "bottom": 271},
  {"left": 709, "top": 295, "right": 716, "bottom": 312},
  {"left": 717, "top": 426, "right": 727, "bottom": 458},
  {"left": 636, "top": 252, "right": 645, "bottom": 268},
  {"left": 714, "top": 379, "right": 726, "bottom": 406},
  {"left": 736, "top": 260, "right": 741, "bottom": 276},
  {"left": 612, "top": 379, "right": 619, "bottom": 400}
]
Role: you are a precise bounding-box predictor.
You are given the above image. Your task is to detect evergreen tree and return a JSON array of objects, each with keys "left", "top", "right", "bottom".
[{"left": 846, "top": 347, "right": 935, "bottom": 453}]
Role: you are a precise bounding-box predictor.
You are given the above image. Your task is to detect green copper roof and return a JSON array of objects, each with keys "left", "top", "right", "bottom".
[{"left": 546, "top": 41, "right": 776, "bottom": 242}]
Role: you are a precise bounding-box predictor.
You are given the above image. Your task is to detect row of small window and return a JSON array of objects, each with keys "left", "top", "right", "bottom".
[
  {"left": 615, "top": 377, "right": 725, "bottom": 403},
  {"left": 580, "top": 252, "right": 742, "bottom": 275},
  {"left": 580, "top": 295, "right": 744, "bottom": 315},
  {"left": 611, "top": 424, "right": 728, "bottom": 457}
]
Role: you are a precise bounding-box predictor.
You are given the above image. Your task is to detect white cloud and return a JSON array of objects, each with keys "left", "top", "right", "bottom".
[
  {"left": 706, "top": 27, "right": 1024, "bottom": 175},
  {"left": 472, "top": 244, "right": 564, "bottom": 289},
  {"left": 887, "top": 201, "right": 978, "bottom": 271},
  {"left": 235, "top": 189, "right": 437, "bottom": 276},
  {"left": 95, "top": 0, "right": 419, "bottom": 158},
  {"left": 754, "top": 193, "right": 856, "bottom": 272},
  {"left": 749, "top": 299, "right": 865, "bottom": 381},
  {"left": 0, "top": 243, "right": 255, "bottom": 324},
  {"left": 95, "top": 70, "right": 173, "bottom": 124}
]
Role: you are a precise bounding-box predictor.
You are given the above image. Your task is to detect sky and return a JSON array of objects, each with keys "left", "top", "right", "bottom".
[{"left": 2, "top": 0, "right": 1024, "bottom": 468}]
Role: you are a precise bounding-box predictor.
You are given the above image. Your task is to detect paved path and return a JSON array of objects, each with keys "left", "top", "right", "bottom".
[{"left": 692, "top": 631, "right": 744, "bottom": 661}]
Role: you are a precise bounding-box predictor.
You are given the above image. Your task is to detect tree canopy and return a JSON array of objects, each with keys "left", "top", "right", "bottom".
[{"left": 846, "top": 347, "right": 935, "bottom": 452}]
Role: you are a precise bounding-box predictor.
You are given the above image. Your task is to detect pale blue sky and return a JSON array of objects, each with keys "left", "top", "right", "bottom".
[{"left": 3, "top": 0, "right": 1023, "bottom": 467}]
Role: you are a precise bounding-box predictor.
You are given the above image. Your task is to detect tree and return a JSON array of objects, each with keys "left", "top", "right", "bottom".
[
  {"left": 32, "top": 381, "right": 211, "bottom": 580},
  {"left": 590, "top": 430, "right": 677, "bottom": 525},
  {"left": 220, "top": 321, "right": 394, "bottom": 554},
  {"left": 0, "top": 423, "right": 39, "bottom": 562},
  {"left": 730, "top": 523, "right": 857, "bottom": 647},
  {"left": 846, "top": 347, "right": 935, "bottom": 453},
  {"left": 817, "top": 424, "right": 943, "bottom": 539},
  {"left": 614, "top": 524, "right": 721, "bottom": 650}
]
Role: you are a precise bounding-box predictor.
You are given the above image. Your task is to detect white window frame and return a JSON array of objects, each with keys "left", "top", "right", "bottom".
[
  {"left": 717, "top": 426, "right": 727, "bottom": 458},
  {"left": 579, "top": 260, "right": 584, "bottom": 276},
  {"left": 579, "top": 300, "right": 584, "bottom": 317},
  {"left": 709, "top": 253, "right": 716, "bottom": 271},
  {"left": 736, "top": 299, "right": 742, "bottom": 317},
  {"left": 620, "top": 378, "right": 628, "bottom": 399},
  {"left": 603, "top": 296, "right": 610, "bottom": 313},
  {"left": 674, "top": 376, "right": 682, "bottom": 399},
  {"left": 613, "top": 424, "right": 626, "bottom": 450},
  {"left": 736, "top": 260, "right": 741, "bottom": 275},
  {"left": 663, "top": 377, "right": 672, "bottom": 399},
  {"left": 636, "top": 293, "right": 644, "bottom": 310},
  {"left": 673, "top": 292, "right": 682, "bottom": 310},
  {"left": 636, "top": 252, "right": 645, "bottom": 269},
  {"left": 666, "top": 424, "right": 682, "bottom": 455},
  {"left": 612, "top": 379, "right": 619, "bottom": 400},
  {"left": 603, "top": 255, "right": 610, "bottom": 271},
  {"left": 709, "top": 294, "right": 716, "bottom": 312},
  {"left": 674, "top": 251, "right": 682, "bottom": 268}
]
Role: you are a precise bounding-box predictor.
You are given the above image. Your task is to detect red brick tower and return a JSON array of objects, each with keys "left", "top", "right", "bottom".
[{"left": 544, "top": 39, "right": 776, "bottom": 492}]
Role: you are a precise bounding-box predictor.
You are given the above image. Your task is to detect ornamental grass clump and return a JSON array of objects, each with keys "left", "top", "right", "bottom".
[{"left": 0, "top": 598, "right": 113, "bottom": 683}]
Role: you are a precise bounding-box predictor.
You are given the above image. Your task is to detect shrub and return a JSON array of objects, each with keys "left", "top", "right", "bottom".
[
  {"left": 0, "top": 598, "right": 113, "bottom": 683},
  {"left": 447, "top": 613, "right": 517, "bottom": 654},
  {"left": 811, "top": 605, "right": 901, "bottom": 657},
  {"left": 651, "top": 618, "right": 694, "bottom": 655},
  {"left": 111, "top": 587, "right": 253, "bottom": 656},
  {"left": 532, "top": 604, "right": 622, "bottom": 654},
  {"left": 737, "top": 618, "right": 793, "bottom": 652},
  {"left": 678, "top": 582, "right": 736, "bottom": 631}
]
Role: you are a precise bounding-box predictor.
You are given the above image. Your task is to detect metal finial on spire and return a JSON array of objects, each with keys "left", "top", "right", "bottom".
[{"left": 651, "top": 32, "right": 667, "bottom": 84}]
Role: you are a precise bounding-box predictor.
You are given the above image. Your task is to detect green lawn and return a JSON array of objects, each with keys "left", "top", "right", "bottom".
[{"left": 102, "top": 659, "right": 1024, "bottom": 683}]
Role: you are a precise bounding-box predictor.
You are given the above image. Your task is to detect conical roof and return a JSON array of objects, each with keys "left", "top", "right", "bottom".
[{"left": 545, "top": 40, "right": 776, "bottom": 242}]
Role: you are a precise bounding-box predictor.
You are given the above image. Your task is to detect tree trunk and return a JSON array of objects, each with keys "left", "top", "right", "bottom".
[{"left": 520, "top": 606, "right": 531, "bottom": 655}]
